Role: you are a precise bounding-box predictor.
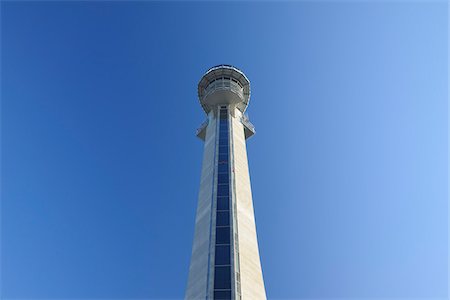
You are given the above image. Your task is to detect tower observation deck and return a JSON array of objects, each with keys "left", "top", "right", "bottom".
[{"left": 186, "top": 65, "right": 266, "bottom": 300}]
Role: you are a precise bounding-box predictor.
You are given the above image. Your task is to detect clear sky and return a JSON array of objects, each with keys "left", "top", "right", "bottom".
[{"left": 1, "top": 1, "right": 448, "bottom": 299}]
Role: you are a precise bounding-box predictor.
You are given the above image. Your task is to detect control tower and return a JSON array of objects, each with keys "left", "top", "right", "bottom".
[{"left": 185, "top": 65, "right": 266, "bottom": 300}]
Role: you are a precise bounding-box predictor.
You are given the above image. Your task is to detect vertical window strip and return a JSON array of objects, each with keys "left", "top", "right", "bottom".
[{"left": 214, "top": 107, "right": 232, "bottom": 299}]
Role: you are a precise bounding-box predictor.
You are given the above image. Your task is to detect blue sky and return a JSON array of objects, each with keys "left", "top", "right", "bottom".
[{"left": 1, "top": 1, "right": 448, "bottom": 299}]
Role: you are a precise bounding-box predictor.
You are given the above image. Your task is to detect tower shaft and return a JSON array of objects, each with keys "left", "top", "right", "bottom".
[{"left": 186, "top": 105, "right": 266, "bottom": 299}]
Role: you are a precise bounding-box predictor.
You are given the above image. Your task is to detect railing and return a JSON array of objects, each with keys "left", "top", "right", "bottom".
[
  {"left": 204, "top": 79, "right": 243, "bottom": 100},
  {"left": 241, "top": 114, "right": 255, "bottom": 133},
  {"left": 196, "top": 119, "right": 209, "bottom": 136}
]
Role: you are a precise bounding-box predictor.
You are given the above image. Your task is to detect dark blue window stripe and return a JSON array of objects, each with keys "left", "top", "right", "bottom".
[{"left": 214, "top": 108, "right": 231, "bottom": 298}]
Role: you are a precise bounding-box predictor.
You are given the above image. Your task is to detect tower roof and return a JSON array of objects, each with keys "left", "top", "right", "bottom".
[{"left": 198, "top": 65, "right": 251, "bottom": 114}]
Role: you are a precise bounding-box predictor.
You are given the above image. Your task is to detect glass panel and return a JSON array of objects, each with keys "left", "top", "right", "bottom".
[
  {"left": 214, "top": 245, "right": 230, "bottom": 265},
  {"left": 218, "top": 145, "right": 228, "bottom": 152},
  {"left": 218, "top": 153, "right": 228, "bottom": 161},
  {"left": 218, "top": 168, "right": 228, "bottom": 176},
  {"left": 214, "top": 266, "right": 231, "bottom": 289},
  {"left": 218, "top": 150, "right": 227, "bottom": 157},
  {"left": 217, "top": 185, "right": 229, "bottom": 196},
  {"left": 214, "top": 290, "right": 231, "bottom": 299},
  {"left": 218, "top": 163, "right": 228, "bottom": 173},
  {"left": 215, "top": 227, "right": 230, "bottom": 244},
  {"left": 218, "top": 173, "right": 228, "bottom": 184},
  {"left": 216, "top": 211, "right": 230, "bottom": 226},
  {"left": 217, "top": 197, "right": 229, "bottom": 210}
]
